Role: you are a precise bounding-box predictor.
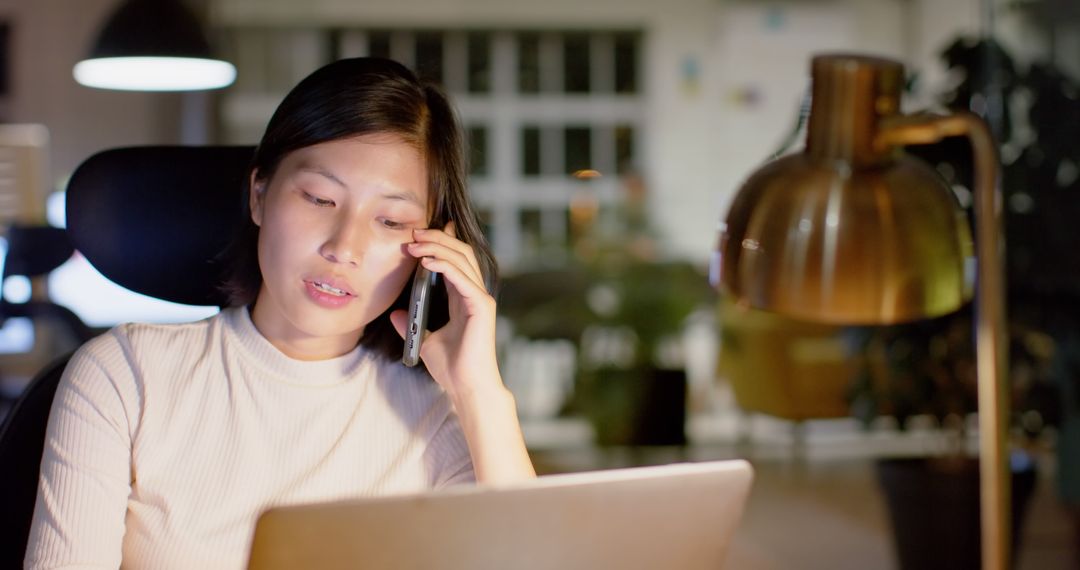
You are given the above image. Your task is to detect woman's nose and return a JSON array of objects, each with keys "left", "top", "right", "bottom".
[{"left": 319, "top": 218, "right": 366, "bottom": 266}]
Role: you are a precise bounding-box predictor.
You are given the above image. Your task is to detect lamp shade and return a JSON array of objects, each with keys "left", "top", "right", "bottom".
[
  {"left": 717, "top": 55, "right": 973, "bottom": 325},
  {"left": 73, "top": 0, "right": 236, "bottom": 91}
]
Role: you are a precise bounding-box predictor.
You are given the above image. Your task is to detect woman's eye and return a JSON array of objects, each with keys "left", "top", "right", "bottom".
[
  {"left": 381, "top": 219, "right": 406, "bottom": 230},
  {"left": 303, "top": 192, "right": 335, "bottom": 207}
]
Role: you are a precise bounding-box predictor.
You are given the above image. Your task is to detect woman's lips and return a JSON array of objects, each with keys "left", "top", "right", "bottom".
[{"left": 304, "top": 279, "right": 355, "bottom": 308}]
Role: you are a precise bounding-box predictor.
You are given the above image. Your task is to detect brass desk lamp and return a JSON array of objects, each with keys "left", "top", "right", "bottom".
[{"left": 717, "top": 54, "right": 1008, "bottom": 569}]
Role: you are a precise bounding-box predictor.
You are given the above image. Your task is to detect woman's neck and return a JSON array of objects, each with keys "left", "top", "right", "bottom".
[{"left": 247, "top": 304, "right": 362, "bottom": 361}]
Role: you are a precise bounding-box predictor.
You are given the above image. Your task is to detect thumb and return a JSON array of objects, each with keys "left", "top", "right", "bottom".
[{"left": 389, "top": 309, "right": 409, "bottom": 340}]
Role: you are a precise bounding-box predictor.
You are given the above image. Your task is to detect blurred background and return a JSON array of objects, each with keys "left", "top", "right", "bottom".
[{"left": 0, "top": 0, "right": 1078, "bottom": 567}]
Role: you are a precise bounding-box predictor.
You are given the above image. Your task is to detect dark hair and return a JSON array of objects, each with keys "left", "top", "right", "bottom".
[{"left": 220, "top": 57, "right": 496, "bottom": 361}]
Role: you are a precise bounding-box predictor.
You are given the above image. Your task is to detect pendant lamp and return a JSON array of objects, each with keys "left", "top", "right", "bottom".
[{"left": 73, "top": 0, "right": 236, "bottom": 91}]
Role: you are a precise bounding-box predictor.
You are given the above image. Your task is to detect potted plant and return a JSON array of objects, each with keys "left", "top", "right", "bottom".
[
  {"left": 498, "top": 256, "right": 713, "bottom": 446},
  {"left": 497, "top": 182, "right": 715, "bottom": 446},
  {"left": 846, "top": 302, "right": 1053, "bottom": 570},
  {"left": 572, "top": 257, "right": 714, "bottom": 446}
]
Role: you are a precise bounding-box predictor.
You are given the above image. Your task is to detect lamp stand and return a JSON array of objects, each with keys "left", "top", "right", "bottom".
[{"left": 877, "top": 113, "right": 1009, "bottom": 570}]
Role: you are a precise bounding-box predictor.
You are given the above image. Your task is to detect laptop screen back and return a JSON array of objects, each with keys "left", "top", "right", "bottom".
[{"left": 248, "top": 459, "right": 753, "bottom": 570}]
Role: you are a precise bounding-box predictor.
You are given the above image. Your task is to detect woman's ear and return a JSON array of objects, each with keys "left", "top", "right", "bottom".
[{"left": 249, "top": 170, "right": 266, "bottom": 227}]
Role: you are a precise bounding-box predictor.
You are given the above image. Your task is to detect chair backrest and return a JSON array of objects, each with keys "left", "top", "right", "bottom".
[
  {"left": 0, "top": 354, "right": 73, "bottom": 568},
  {"left": 66, "top": 146, "right": 254, "bottom": 306},
  {"left": 0, "top": 146, "right": 254, "bottom": 567}
]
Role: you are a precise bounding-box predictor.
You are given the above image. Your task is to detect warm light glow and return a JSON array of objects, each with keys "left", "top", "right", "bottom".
[
  {"left": 73, "top": 56, "right": 237, "bottom": 91},
  {"left": 572, "top": 169, "right": 602, "bottom": 179}
]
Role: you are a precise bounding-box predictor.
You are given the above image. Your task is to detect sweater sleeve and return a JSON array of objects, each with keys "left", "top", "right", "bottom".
[
  {"left": 426, "top": 409, "right": 476, "bottom": 489},
  {"left": 24, "top": 333, "right": 138, "bottom": 569}
]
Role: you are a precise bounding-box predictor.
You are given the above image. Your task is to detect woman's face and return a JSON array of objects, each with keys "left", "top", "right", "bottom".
[{"left": 249, "top": 134, "right": 429, "bottom": 360}]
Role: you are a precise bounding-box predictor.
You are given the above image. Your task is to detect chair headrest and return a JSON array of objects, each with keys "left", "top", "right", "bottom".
[{"left": 65, "top": 146, "right": 255, "bottom": 307}]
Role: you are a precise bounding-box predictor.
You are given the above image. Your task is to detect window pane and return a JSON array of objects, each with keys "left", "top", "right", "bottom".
[
  {"left": 563, "top": 33, "right": 590, "bottom": 93},
  {"left": 616, "top": 125, "right": 635, "bottom": 174},
  {"left": 467, "top": 32, "right": 491, "bottom": 93},
  {"left": 519, "top": 208, "right": 542, "bottom": 256},
  {"left": 614, "top": 33, "right": 638, "bottom": 94},
  {"left": 517, "top": 33, "right": 540, "bottom": 94},
  {"left": 522, "top": 127, "right": 540, "bottom": 176},
  {"left": 467, "top": 126, "right": 488, "bottom": 176},
  {"left": 415, "top": 32, "right": 443, "bottom": 84},
  {"left": 565, "top": 127, "right": 592, "bottom": 175},
  {"left": 369, "top": 31, "right": 391, "bottom": 60}
]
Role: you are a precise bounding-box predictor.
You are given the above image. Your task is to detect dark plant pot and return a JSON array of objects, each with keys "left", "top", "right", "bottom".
[
  {"left": 580, "top": 367, "right": 687, "bottom": 446},
  {"left": 876, "top": 456, "right": 1037, "bottom": 570}
]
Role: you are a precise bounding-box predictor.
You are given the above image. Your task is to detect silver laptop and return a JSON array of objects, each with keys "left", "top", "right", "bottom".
[{"left": 247, "top": 459, "right": 754, "bottom": 570}]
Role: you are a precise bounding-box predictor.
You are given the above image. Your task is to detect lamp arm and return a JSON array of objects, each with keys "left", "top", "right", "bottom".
[{"left": 875, "top": 112, "right": 1009, "bottom": 570}]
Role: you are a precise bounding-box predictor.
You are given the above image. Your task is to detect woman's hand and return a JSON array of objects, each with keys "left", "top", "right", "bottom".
[
  {"left": 389, "top": 222, "right": 501, "bottom": 400},
  {"left": 390, "top": 222, "right": 535, "bottom": 484}
]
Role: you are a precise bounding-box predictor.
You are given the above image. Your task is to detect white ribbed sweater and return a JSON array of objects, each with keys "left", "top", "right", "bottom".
[{"left": 25, "top": 307, "right": 474, "bottom": 569}]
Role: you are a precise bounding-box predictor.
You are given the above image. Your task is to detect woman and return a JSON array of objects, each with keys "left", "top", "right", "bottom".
[{"left": 26, "top": 57, "right": 535, "bottom": 569}]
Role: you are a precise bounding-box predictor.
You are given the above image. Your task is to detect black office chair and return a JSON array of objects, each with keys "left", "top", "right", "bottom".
[{"left": 0, "top": 146, "right": 254, "bottom": 568}]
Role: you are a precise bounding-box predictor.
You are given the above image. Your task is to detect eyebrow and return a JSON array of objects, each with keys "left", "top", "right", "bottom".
[
  {"left": 295, "top": 164, "right": 426, "bottom": 208},
  {"left": 297, "top": 165, "right": 348, "bottom": 190}
]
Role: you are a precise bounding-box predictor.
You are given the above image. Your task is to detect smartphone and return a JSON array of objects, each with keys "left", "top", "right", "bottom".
[{"left": 402, "top": 266, "right": 438, "bottom": 367}]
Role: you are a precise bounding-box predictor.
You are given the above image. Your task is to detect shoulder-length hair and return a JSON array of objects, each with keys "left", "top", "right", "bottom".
[{"left": 220, "top": 57, "right": 495, "bottom": 362}]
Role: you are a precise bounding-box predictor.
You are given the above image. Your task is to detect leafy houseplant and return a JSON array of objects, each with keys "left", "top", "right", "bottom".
[
  {"left": 845, "top": 303, "right": 1052, "bottom": 570},
  {"left": 498, "top": 257, "right": 713, "bottom": 445},
  {"left": 574, "top": 258, "right": 714, "bottom": 445},
  {"left": 498, "top": 172, "right": 715, "bottom": 446},
  {"left": 848, "top": 304, "right": 1055, "bottom": 435}
]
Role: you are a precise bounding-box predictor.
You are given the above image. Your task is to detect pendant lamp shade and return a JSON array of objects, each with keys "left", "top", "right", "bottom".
[{"left": 73, "top": 0, "right": 236, "bottom": 91}]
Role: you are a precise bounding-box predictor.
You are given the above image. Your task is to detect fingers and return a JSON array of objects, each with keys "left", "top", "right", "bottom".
[
  {"left": 407, "top": 224, "right": 495, "bottom": 318},
  {"left": 407, "top": 241, "right": 481, "bottom": 289},
  {"left": 416, "top": 254, "right": 491, "bottom": 305},
  {"left": 412, "top": 225, "right": 482, "bottom": 277},
  {"left": 408, "top": 229, "right": 484, "bottom": 290}
]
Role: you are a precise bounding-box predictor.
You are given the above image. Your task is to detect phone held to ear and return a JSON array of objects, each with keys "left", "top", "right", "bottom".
[{"left": 403, "top": 266, "right": 438, "bottom": 367}]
